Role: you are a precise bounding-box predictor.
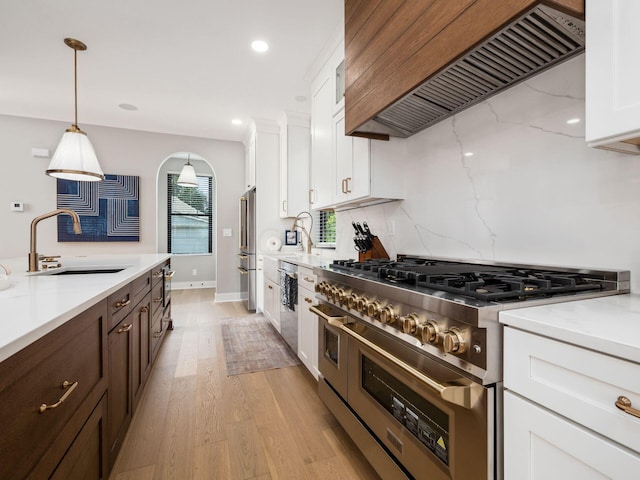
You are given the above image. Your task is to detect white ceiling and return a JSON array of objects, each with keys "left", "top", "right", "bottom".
[{"left": 0, "top": 0, "right": 343, "bottom": 142}]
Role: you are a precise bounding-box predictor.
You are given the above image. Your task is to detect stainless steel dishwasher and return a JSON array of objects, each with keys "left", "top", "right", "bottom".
[{"left": 279, "top": 260, "right": 298, "bottom": 353}]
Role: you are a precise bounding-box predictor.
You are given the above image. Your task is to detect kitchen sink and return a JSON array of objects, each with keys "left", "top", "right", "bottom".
[{"left": 32, "top": 266, "right": 129, "bottom": 276}]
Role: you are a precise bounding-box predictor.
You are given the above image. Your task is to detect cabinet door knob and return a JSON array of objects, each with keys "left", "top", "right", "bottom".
[
  {"left": 615, "top": 396, "right": 640, "bottom": 418},
  {"left": 39, "top": 380, "right": 78, "bottom": 413},
  {"left": 117, "top": 323, "right": 133, "bottom": 333},
  {"left": 114, "top": 298, "right": 131, "bottom": 309}
]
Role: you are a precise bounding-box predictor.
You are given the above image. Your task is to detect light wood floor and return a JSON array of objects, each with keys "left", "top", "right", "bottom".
[{"left": 109, "top": 288, "right": 382, "bottom": 480}]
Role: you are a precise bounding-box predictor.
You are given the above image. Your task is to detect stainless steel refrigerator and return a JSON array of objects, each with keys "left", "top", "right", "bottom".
[{"left": 238, "top": 187, "right": 256, "bottom": 311}]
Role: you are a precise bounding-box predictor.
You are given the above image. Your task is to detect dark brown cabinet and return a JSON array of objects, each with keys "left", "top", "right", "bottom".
[
  {"left": 0, "top": 260, "right": 170, "bottom": 479},
  {"left": 50, "top": 395, "right": 108, "bottom": 480},
  {"left": 107, "top": 314, "right": 133, "bottom": 468},
  {"left": 132, "top": 293, "right": 152, "bottom": 412},
  {"left": 0, "top": 299, "right": 108, "bottom": 480},
  {"left": 107, "top": 269, "right": 154, "bottom": 468}
]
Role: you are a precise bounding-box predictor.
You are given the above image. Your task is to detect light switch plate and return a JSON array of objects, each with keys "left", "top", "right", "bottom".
[
  {"left": 10, "top": 201, "right": 23, "bottom": 212},
  {"left": 223, "top": 228, "right": 232, "bottom": 237}
]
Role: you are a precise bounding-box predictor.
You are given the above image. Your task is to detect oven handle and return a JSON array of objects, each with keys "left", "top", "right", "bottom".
[
  {"left": 309, "top": 305, "right": 483, "bottom": 410},
  {"left": 343, "top": 324, "right": 483, "bottom": 409}
]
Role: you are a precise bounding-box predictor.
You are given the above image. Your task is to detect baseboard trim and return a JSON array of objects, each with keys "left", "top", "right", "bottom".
[
  {"left": 215, "top": 292, "right": 245, "bottom": 303},
  {"left": 172, "top": 281, "right": 216, "bottom": 290}
]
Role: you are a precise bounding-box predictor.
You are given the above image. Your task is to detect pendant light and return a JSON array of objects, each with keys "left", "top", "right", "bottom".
[
  {"left": 177, "top": 154, "right": 198, "bottom": 187},
  {"left": 46, "top": 38, "right": 104, "bottom": 182}
]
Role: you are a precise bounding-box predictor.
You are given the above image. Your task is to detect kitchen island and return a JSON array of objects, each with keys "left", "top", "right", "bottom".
[
  {"left": 0, "top": 253, "right": 170, "bottom": 362},
  {"left": 0, "top": 253, "right": 171, "bottom": 479}
]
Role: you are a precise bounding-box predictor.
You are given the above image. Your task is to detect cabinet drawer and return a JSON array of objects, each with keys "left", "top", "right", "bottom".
[
  {"left": 504, "top": 327, "right": 640, "bottom": 453},
  {"left": 150, "top": 307, "right": 168, "bottom": 360},
  {"left": 505, "top": 391, "right": 640, "bottom": 480},
  {"left": 108, "top": 283, "right": 132, "bottom": 331},
  {"left": 150, "top": 262, "right": 165, "bottom": 286},
  {"left": 151, "top": 280, "right": 164, "bottom": 316},
  {"left": 0, "top": 300, "right": 107, "bottom": 480},
  {"left": 298, "top": 266, "right": 316, "bottom": 292},
  {"left": 131, "top": 271, "right": 151, "bottom": 308}
]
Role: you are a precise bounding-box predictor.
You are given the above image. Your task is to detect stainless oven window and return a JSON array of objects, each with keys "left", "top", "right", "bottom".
[
  {"left": 324, "top": 327, "right": 340, "bottom": 365},
  {"left": 362, "top": 356, "right": 450, "bottom": 465}
]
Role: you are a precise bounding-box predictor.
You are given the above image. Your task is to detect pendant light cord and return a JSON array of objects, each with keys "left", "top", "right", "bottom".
[{"left": 73, "top": 47, "right": 78, "bottom": 128}]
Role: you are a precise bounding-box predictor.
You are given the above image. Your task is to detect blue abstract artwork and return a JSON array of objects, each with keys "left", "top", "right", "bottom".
[{"left": 57, "top": 174, "right": 140, "bottom": 242}]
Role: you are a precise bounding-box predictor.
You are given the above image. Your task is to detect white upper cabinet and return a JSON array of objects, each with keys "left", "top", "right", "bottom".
[
  {"left": 310, "top": 40, "right": 405, "bottom": 211},
  {"left": 310, "top": 61, "right": 335, "bottom": 210},
  {"left": 279, "top": 112, "right": 310, "bottom": 218},
  {"left": 244, "top": 130, "right": 256, "bottom": 191},
  {"left": 334, "top": 108, "right": 370, "bottom": 203},
  {"left": 586, "top": 0, "right": 640, "bottom": 154}
]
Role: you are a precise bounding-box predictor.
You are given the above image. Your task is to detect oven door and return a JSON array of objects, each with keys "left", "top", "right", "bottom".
[
  {"left": 344, "top": 322, "right": 493, "bottom": 480},
  {"left": 315, "top": 304, "right": 349, "bottom": 401}
]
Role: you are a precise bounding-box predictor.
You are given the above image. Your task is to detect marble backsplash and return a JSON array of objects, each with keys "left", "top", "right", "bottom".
[{"left": 335, "top": 55, "right": 640, "bottom": 291}]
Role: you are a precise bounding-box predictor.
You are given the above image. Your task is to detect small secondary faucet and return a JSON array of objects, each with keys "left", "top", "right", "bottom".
[
  {"left": 291, "top": 211, "right": 314, "bottom": 254},
  {"left": 29, "top": 209, "right": 82, "bottom": 272}
]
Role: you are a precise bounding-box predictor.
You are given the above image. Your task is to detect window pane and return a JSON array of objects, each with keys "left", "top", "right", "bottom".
[
  {"left": 168, "top": 173, "right": 213, "bottom": 254},
  {"left": 170, "top": 216, "right": 210, "bottom": 254}
]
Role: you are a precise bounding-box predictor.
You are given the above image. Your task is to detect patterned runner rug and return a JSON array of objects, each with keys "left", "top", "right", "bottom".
[{"left": 220, "top": 313, "right": 300, "bottom": 376}]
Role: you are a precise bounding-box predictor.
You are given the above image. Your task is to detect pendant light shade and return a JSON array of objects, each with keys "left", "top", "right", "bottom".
[
  {"left": 177, "top": 155, "right": 198, "bottom": 187},
  {"left": 47, "top": 38, "right": 104, "bottom": 182}
]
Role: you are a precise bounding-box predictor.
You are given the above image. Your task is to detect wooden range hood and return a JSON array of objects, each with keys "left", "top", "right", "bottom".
[{"left": 345, "top": 0, "right": 585, "bottom": 140}]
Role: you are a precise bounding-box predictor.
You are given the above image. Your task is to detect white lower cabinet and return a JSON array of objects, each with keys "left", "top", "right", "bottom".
[
  {"left": 262, "top": 256, "right": 280, "bottom": 332},
  {"left": 503, "top": 326, "right": 640, "bottom": 479},
  {"left": 263, "top": 278, "right": 280, "bottom": 333},
  {"left": 504, "top": 391, "right": 640, "bottom": 479},
  {"left": 297, "top": 266, "right": 318, "bottom": 379}
]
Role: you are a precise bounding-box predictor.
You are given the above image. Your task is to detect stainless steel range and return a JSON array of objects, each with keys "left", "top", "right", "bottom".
[{"left": 310, "top": 255, "right": 629, "bottom": 480}]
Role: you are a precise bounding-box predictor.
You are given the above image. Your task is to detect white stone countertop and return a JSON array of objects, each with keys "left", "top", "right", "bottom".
[
  {"left": 259, "top": 251, "right": 335, "bottom": 269},
  {"left": 0, "top": 253, "right": 171, "bottom": 363},
  {"left": 499, "top": 293, "right": 640, "bottom": 364}
]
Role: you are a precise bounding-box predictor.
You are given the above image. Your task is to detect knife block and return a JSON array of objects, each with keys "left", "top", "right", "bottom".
[{"left": 358, "top": 236, "right": 389, "bottom": 261}]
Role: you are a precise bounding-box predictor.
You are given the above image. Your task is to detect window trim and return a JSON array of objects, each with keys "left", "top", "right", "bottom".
[{"left": 167, "top": 172, "right": 214, "bottom": 255}]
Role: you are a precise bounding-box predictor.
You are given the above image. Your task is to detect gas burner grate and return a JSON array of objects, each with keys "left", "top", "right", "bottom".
[{"left": 417, "top": 271, "right": 604, "bottom": 301}]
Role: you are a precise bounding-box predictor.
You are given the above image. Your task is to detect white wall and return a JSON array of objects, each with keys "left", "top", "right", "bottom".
[
  {"left": 0, "top": 115, "right": 245, "bottom": 297},
  {"left": 335, "top": 55, "right": 640, "bottom": 292}
]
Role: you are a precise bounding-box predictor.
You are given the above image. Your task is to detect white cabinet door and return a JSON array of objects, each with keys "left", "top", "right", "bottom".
[
  {"left": 504, "top": 391, "right": 640, "bottom": 480},
  {"left": 256, "top": 255, "right": 264, "bottom": 312},
  {"left": 334, "top": 108, "right": 370, "bottom": 204},
  {"left": 310, "top": 68, "right": 335, "bottom": 209},
  {"left": 279, "top": 114, "right": 310, "bottom": 218},
  {"left": 263, "top": 278, "right": 280, "bottom": 333},
  {"left": 245, "top": 133, "right": 256, "bottom": 191},
  {"left": 586, "top": 0, "right": 640, "bottom": 153},
  {"left": 297, "top": 285, "right": 318, "bottom": 379}
]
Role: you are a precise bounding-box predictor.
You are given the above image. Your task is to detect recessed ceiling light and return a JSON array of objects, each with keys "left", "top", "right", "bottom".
[
  {"left": 119, "top": 103, "right": 138, "bottom": 111},
  {"left": 463, "top": 152, "right": 474, "bottom": 157},
  {"left": 566, "top": 118, "right": 581, "bottom": 124},
  {"left": 251, "top": 40, "right": 269, "bottom": 53},
  {"left": 232, "top": 119, "right": 243, "bottom": 125}
]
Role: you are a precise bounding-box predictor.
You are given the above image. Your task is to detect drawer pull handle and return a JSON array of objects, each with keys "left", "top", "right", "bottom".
[
  {"left": 305, "top": 297, "right": 313, "bottom": 304},
  {"left": 304, "top": 276, "right": 314, "bottom": 282},
  {"left": 164, "top": 270, "right": 175, "bottom": 279},
  {"left": 616, "top": 396, "right": 640, "bottom": 418},
  {"left": 118, "top": 323, "right": 133, "bottom": 333},
  {"left": 39, "top": 381, "right": 78, "bottom": 413},
  {"left": 153, "top": 297, "right": 163, "bottom": 303},
  {"left": 114, "top": 299, "right": 131, "bottom": 309},
  {"left": 153, "top": 271, "right": 163, "bottom": 277}
]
